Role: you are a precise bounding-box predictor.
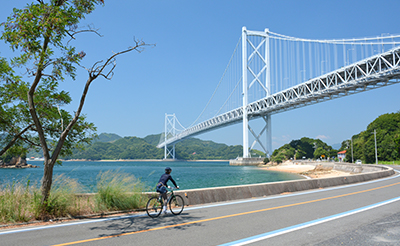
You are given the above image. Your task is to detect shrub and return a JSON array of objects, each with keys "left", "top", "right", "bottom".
[{"left": 94, "top": 170, "right": 147, "bottom": 212}]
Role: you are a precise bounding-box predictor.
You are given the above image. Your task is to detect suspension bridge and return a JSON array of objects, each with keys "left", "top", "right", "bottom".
[{"left": 157, "top": 27, "right": 400, "bottom": 160}]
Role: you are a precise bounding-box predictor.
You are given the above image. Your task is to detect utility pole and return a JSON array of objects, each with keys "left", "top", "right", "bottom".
[
  {"left": 351, "top": 137, "right": 354, "bottom": 163},
  {"left": 374, "top": 129, "right": 378, "bottom": 164}
]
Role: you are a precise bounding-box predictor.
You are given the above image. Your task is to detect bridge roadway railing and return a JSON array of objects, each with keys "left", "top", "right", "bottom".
[{"left": 157, "top": 46, "right": 400, "bottom": 148}]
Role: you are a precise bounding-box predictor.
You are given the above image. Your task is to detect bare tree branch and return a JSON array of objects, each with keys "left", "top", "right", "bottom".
[
  {"left": 67, "top": 25, "right": 103, "bottom": 45},
  {"left": 19, "top": 136, "right": 41, "bottom": 147},
  {"left": 0, "top": 124, "right": 34, "bottom": 157},
  {"left": 50, "top": 39, "right": 154, "bottom": 161}
]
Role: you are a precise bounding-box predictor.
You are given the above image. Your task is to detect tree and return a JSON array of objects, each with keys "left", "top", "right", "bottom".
[
  {"left": 0, "top": 56, "right": 96, "bottom": 161},
  {"left": 341, "top": 112, "right": 400, "bottom": 164},
  {"left": 0, "top": 0, "right": 150, "bottom": 208},
  {"left": 271, "top": 137, "right": 337, "bottom": 162},
  {"left": 313, "top": 147, "right": 327, "bottom": 159},
  {"left": 0, "top": 57, "right": 30, "bottom": 159},
  {"left": 395, "top": 134, "right": 400, "bottom": 157}
]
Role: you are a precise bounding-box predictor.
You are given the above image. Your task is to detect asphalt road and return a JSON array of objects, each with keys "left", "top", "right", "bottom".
[{"left": 2, "top": 167, "right": 400, "bottom": 246}]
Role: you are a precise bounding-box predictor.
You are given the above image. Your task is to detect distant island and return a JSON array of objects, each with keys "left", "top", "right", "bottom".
[
  {"left": 28, "top": 133, "right": 247, "bottom": 161},
  {"left": 24, "top": 111, "right": 400, "bottom": 164}
]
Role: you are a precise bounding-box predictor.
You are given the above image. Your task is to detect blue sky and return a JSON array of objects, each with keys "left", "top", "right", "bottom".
[{"left": 1, "top": 0, "right": 400, "bottom": 151}]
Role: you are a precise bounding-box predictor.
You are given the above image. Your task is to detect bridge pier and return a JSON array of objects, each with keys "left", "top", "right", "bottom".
[{"left": 229, "top": 157, "right": 264, "bottom": 166}]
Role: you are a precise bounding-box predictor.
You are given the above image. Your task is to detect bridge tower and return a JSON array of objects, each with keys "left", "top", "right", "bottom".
[
  {"left": 242, "top": 26, "right": 272, "bottom": 158},
  {"left": 163, "top": 113, "right": 176, "bottom": 160}
]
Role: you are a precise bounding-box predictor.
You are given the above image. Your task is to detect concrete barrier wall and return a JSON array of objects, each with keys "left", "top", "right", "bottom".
[
  {"left": 77, "top": 163, "right": 395, "bottom": 208},
  {"left": 172, "top": 164, "right": 395, "bottom": 206}
]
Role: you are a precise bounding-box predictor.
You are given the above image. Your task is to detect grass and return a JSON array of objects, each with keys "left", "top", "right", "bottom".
[
  {"left": 0, "top": 170, "right": 148, "bottom": 225},
  {"left": 377, "top": 160, "right": 400, "bottom": 165},
  {"left": 95, "top": 170, "right": 147, "bottom": 212}
]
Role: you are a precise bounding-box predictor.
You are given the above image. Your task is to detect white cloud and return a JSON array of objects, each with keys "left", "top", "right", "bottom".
[{"left": 315, "top": 135, "right": 329, "bottom": 140}]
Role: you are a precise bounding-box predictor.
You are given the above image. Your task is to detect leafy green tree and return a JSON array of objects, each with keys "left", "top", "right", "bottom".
[
  {"left": 0, "top": 57, "right": 32, "bottom": 159},
  {"left": 362, "top": 112, "right": 400, "bottom": 163},
  {"left": 271, "top": 143, "right": 295, "bottom": 162},
  {"left": 313, "top": 147, "right": 327, "bottom": 159},
  {"left": 295, "top": 149, "right": 307, "bottom": 160},
  {"left": 395, "top": 134, "right": 400, "bottom": 157},
  {"left": 271, "top": 137, "right": 337, "bottom": 162},
  {"left": 0, "top": 0, "right": 149, "bottom": 207},
  {"left": 290, "top": 138, "right": 314, "bottom": 158},
  {"left": 342, "top": 112, "right": 400, "bottom": 164}
]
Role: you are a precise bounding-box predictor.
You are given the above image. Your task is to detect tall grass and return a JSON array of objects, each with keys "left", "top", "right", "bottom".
[
  {"left": 95, "top": 170, "right": 147, "bottom": 212},
  {"left": 378, "top": 160, "right": 400, "bottom": 165},
  {"left": 38, "top": 174, "right": 83, "bottom": 219},
  {"left": 0, "top": 171, "right": 147, "bottom": 225},
  {"left": 0, "top": 180, "right": 33, "bottom": 223}
]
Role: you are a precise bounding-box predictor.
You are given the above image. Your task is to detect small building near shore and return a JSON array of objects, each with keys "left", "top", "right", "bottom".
[{"left": 337, "top": 150, "right": 346, "bottom": 162}]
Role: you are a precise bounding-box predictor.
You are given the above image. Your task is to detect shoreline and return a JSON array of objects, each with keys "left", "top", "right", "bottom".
[
  {"left": 260, "top": 161, "right": 351, "bottom": 179},
  {"left": 30, "top": 159, "right": 230, "bottom": 162},
  {"left": 26, "top": 159, "right": 351, "bottom": 179},
  {"left": 23, "top": 159, "right": 351, "bottom": 179}
]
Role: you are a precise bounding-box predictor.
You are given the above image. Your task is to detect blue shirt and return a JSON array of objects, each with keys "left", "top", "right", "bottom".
[{"left": 157, "top": 173, "right": 177, "bottom": 188}]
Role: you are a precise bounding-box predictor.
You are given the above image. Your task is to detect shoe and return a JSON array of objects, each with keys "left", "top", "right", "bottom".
[{"left": 162, "top": 206, "right": 167, "bottom": 214}]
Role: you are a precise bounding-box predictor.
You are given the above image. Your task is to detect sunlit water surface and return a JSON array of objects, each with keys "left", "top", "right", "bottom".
[{"left": 0, "top": 160, "right": 304, "bottom": 192}]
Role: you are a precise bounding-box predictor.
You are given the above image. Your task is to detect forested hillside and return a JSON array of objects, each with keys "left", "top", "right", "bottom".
[
  {"left": 31, "top": 111, "right": 400, "bottom": 163},
  {"left": 95, "top": 133, "right": 122, "bottom": 143},
  {"left": 65, "top": 134, "right": 243, "bottom": 160},
  {"left": 270, "top": 111, "right": 400, "bottom": 164},
  {"left": 270, "top": 137, "right": 337, "bottom": 163},
  {"left": 341, "top": 111, "right": 400, "bottom": 163}
]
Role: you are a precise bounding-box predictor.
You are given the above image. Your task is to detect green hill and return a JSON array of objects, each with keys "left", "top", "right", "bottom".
[
  {"left": 341, "top": 111, "right": 400, "bottom": 163},
  {"left": 35, "top": 111, "right": 400, "bottom": 162},
  {"left": 270, "top": 111, "right": 400, "bottom": 164},
  {"left": 175, "top": 138, "right": 243, "bottom": 160},
  {"left": 65, "top": 133, "right": 243, "bottom": 160},
  {"left": 271, "top": 137, "right": 337, "bottom": 163},
  {"left": 95, "top": 133, "right": 122, "bottom": 143}
]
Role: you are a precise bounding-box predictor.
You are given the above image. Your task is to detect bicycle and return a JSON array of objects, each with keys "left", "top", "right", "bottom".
[{"left": 146, "top": 186, "right": 184, "bottom": 218}]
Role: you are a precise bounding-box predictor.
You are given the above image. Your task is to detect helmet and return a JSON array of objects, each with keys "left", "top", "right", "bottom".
[{"left": 165, "top": 167, "right": 172, "bottom": 172}]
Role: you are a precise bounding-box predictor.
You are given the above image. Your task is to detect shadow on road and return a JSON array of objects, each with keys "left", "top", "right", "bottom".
[{"left": 89, "top": 212, "right": 203, "bottom": 237}]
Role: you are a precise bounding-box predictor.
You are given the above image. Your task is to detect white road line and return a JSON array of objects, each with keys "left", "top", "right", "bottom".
[
  {"left": 1, "top": 171, "right": 399, "bottom": 235},
  {"left": 219, "top": 196, "right": 400, "bottom": 246}
]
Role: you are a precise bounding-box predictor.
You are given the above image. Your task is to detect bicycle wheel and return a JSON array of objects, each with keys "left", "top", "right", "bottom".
[
  {"left": 169, "top": 194, "right": 184, "bottom": 215},
  {"left": 146, "top": 197, "right": 162, "bottom": 218}
]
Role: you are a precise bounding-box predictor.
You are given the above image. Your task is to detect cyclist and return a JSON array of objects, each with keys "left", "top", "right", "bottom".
[{"left": 156, "top": 167, "right": 179, "bottom": 213}]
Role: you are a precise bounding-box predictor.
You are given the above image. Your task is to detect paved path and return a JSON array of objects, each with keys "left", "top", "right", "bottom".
[{"left": 1, "top": 167, "right": 400, "bottom": 245}]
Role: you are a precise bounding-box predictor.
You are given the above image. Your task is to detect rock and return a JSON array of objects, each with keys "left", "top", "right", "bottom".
[
  {"left": 0, "top": 156, "right": 36, "bottom": 168},
  {"left": 9, "top": 156, "right": 27, "bottom": 166}
]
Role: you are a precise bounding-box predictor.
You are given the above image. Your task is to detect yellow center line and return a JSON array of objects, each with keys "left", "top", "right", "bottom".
[{"left": 53, "top": 181, "right": 400, "bottom": 245}]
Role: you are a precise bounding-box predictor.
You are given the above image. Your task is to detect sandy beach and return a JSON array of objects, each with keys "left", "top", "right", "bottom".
[{"left": 261, "top": 161, "right": 351, "bottom": 179}]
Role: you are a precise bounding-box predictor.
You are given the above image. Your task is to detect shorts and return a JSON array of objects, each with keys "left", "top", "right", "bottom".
[{"left": 156, "top": 185, "right": 167, "bottom": 194}]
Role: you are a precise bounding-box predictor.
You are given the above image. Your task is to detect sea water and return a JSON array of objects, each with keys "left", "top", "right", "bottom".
[{"left": 0, "top": 160, "right": 303, "bottom": 192}]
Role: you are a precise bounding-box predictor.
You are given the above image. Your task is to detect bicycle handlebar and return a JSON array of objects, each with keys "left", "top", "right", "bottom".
[{"left": 167, "top": 186, "right": 180, "bottom": 190}]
